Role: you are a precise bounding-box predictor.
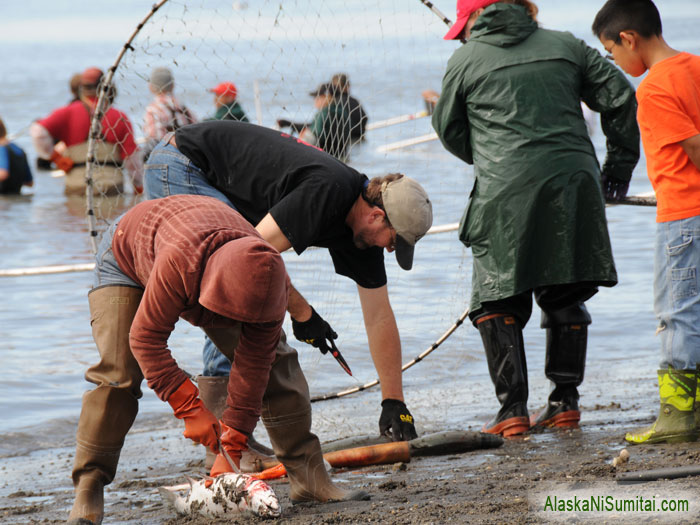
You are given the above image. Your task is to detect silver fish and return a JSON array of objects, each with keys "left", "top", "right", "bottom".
[{"left": 159, "top": 472, "right": 281, "bottom": 518}]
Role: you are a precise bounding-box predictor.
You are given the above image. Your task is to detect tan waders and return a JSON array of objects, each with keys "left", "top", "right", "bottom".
[
  {"left": 63, "top": 142, "right": 124, "bottom": 197},
  {"left": 625, "top": 369, "right": 698, "bottom": 445},
  {"left": 261, "top": 332, "right": 369, "bottom": 503},
  {"left": 196, "top": 374, "right": 276, "bottom": 471},
  {"left": 199, "top": 326, "right": 277, "bottom": 472},
  {"left": 68, "top": 286, "right": 144, "bottom": 525}
]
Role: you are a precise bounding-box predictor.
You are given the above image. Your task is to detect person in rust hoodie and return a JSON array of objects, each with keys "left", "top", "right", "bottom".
[{"left": 67, "top": 194, "right": 292, "bottom": 525}]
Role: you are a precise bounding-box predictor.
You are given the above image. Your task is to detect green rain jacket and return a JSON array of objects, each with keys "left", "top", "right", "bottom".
[
  {"left": 310, "top": 102, "right": 352, "bottom": 160},
  {"left": 210, "top": 101, "right": 249, "bottom": 122},
  {"left": 432, "top": 3, "right": 639, "bottom": 312}
]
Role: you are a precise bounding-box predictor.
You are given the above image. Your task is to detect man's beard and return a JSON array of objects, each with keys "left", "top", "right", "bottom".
[{"left": 353, "top": 233, "right": 370, "bottom": 250}]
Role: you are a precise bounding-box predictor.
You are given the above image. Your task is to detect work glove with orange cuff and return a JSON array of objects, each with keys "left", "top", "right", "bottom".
[
  {"left": 379, "top": 399, "right": 418, "bottom": 442},
  {"left": 167, "top": 379, "right": 220, "bottom": 453},
  {"left": 209, "top": 422, "right": 249, "bottom": 477},
  {"left": 50, "top": 150, "right": 74, "bottom": 172}
]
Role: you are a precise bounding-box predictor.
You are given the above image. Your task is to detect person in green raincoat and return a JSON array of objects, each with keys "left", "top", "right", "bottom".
[
  {"left": 277, "top": 82, "right": 352, "bottom": 161},
  {"left": 430, "top": 0, "right": 639, "bottom": 437}
]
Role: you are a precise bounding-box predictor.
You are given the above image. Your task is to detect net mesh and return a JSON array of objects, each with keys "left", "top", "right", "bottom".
[{"left": 85, "top": 0, "right": 476, "bottom": 396}]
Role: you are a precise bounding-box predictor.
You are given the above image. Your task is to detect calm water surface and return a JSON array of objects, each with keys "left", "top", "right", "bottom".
[{"left": 1, "top": 0, "right": 699, "bottom": 458}]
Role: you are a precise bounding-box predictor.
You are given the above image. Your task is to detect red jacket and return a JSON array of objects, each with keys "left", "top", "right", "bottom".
[{"left": 39, "top": 99, "right": 138, "bottom": 160}]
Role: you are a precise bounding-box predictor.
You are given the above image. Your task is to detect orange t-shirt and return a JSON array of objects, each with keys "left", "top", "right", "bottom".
[{"left": 637, "top": 52, "right": 700, "bottom": 222}]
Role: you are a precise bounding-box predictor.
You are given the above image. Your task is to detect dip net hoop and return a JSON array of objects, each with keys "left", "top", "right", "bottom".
[{"left": 84, "top": 0, "right": 475, "bottom": 402}]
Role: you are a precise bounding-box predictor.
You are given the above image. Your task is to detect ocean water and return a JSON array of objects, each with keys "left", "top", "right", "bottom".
[{"left": 1, "top": 0, "right": 699, "bottom": 462}]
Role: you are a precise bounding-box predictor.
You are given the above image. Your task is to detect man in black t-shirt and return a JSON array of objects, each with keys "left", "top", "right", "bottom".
[{"left": 144, "top": 121, "right": 432, "bottom": 492}]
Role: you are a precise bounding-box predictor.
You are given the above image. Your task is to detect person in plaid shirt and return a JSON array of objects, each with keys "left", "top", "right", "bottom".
[{"left": 142, "top": 67, "right": 197, "bottom": 159}]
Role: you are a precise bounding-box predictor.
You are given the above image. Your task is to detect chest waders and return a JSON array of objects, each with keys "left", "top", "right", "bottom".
[
  {"left": 68, "top": 285, "right": 144, "bottom": 525},
  {"left": 258, "top": 332, "right": 369, "bottom": 503},
  {"left": 63, "top": 141, "right": 123, "bottom": 196},
  {"left": 193, "top": 326, "right": 276, "bottom": 473}
]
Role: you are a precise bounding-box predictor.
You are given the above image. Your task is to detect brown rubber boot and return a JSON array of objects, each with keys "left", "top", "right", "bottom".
[
  {"left": 68, "top": 286, "right": 144, "bottom": 525},
  {"left": 67, "top": 472, "right": 104, "bottom": 525},
  {"left": 196, "top": 375, "right": 228, "bottom": 470},
  {"left": 196, "top": 374, "right": 276, "bottom": 471},
  {"left": 261, "top": 332, "right": 369, "bottom": 503}
]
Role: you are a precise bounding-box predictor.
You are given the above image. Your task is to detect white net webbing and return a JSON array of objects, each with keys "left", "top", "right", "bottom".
[{"left": 85, "top": 0, "right": 476, "bottom": 396}]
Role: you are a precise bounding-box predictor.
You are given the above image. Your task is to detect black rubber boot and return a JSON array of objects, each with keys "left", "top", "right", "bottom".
[
  {"left": 531, "top": 323, "right": 588, "bottom": 429},
  {"left": 477, "top": 314, "right": 530, "bottom": 437}
]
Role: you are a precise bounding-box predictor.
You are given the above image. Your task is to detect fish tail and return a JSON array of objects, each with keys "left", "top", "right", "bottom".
[{"left": 158, "top": 487, "right": 178, "bottom": 507}]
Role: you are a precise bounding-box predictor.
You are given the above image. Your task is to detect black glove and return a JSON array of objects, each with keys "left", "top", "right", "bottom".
[
  {"left": 291, "top": 307, "right": 337, "bottom": 355},
  {"left": 276, "top": 118, "right": 292, "bottom": 128},
  {"left": 379, "top": 399, "right": 418, "bottom": 442},
  {"left": 601, "top": 172, "right": 630, "bottom": 202}
]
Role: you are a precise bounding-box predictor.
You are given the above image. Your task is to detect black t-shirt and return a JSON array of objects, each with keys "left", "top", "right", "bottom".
[{"left": 175, "top": 121, "right": 386, "bottom": 288}]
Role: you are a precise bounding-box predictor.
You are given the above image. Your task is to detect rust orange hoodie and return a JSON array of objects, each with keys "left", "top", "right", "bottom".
[{"left": 112, "top": 194, "right": 288, "bottom": 434}]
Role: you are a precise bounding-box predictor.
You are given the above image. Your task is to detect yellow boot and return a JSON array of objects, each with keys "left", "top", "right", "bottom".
[{"left": 625, "top": 369, "right": 697, "bottom": 445}]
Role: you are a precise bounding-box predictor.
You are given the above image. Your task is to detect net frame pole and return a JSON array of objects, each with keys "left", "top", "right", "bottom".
[
  {"left": 417, "top": 0, "right": 454, "bottom": 28},
  {"left": 253, "top": 79, "right": 264, "bottom": 126},
  {"left": 417, "top": 0, "right": 467, "bottom": 43},
  {"left": 311, "top": 307, "right": 470, "bottom": 402},
  {"left": 0, "top": 195, "right": 657, "bottom": 278},
  {"left": 85, "top": 0, "right": 171, "bottom": 254}
]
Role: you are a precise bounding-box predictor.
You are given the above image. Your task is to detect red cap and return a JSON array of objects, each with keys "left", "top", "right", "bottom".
[
  {"left": 209, "top": 81, "right": 237, "bottom": 98},
  {"left": 81, "top": 67, "right": 104, "bottom": 87},
  {"left": 443, "top": 0, "right": 499, "bottom": 40}
]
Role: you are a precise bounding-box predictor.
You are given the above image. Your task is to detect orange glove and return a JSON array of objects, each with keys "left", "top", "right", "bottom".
[
  {"left": 167, "top": 379, "right": 220, "bottom": 453},
  {"left": 50, "top": 150, "right": 75, "bottom": 172},
  {"left": 209, "top": 422, "right": 249, "bottom": 477}
]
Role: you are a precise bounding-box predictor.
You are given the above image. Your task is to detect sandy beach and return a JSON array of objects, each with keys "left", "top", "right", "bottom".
[
  {"left": 3, "top": 2, "right": 700, "bottom": 524},
  {"left": 3, "top": 374, "right": 700, "bottom": 525}
]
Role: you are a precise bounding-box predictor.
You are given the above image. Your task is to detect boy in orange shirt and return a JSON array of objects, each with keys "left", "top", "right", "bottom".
[{"left": 593, "top": 0, "right": 700, "bottom": 444}]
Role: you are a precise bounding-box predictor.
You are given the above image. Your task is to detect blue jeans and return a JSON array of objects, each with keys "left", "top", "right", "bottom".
[
  {"left": 93, "top": 215, "right": 142, "bottom": 290},
  {"left": 144, "top": 134, "right": 234, "bottom": 207},
  {"left": 144, "top": 135, "right": 234, "bottom": 376},
  {"left": 654, "top": 215, "right": 700, "bottom": 370}
]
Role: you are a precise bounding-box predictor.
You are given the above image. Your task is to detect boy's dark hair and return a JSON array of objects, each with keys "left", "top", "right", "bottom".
[
  {"left": 0, "top": 117, "right": 6, "bottom": 139},
  {"left": 592, "top": 0, "right": 662, "bottom": 43}
]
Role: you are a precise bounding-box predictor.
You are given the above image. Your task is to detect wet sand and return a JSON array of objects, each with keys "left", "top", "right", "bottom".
[{"left": 4, "top": 393, "right": 700, "bottom": 524}]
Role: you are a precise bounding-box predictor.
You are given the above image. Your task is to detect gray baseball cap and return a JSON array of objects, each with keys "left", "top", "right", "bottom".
[{"left": 381, "top": 176, "right": 433, "bottom": 271}]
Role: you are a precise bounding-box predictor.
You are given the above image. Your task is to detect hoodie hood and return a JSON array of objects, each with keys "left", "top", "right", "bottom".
[
  {"left": 199, "top": 237, "right": 288, "bottom": 324},
  {"left": 469, "top": 3, "right": 537, "bottom": 48}
]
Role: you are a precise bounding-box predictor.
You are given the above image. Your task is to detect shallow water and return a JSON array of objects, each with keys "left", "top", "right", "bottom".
[{"left": 1, "top": 0, "right": 699, "bottom": 462}]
